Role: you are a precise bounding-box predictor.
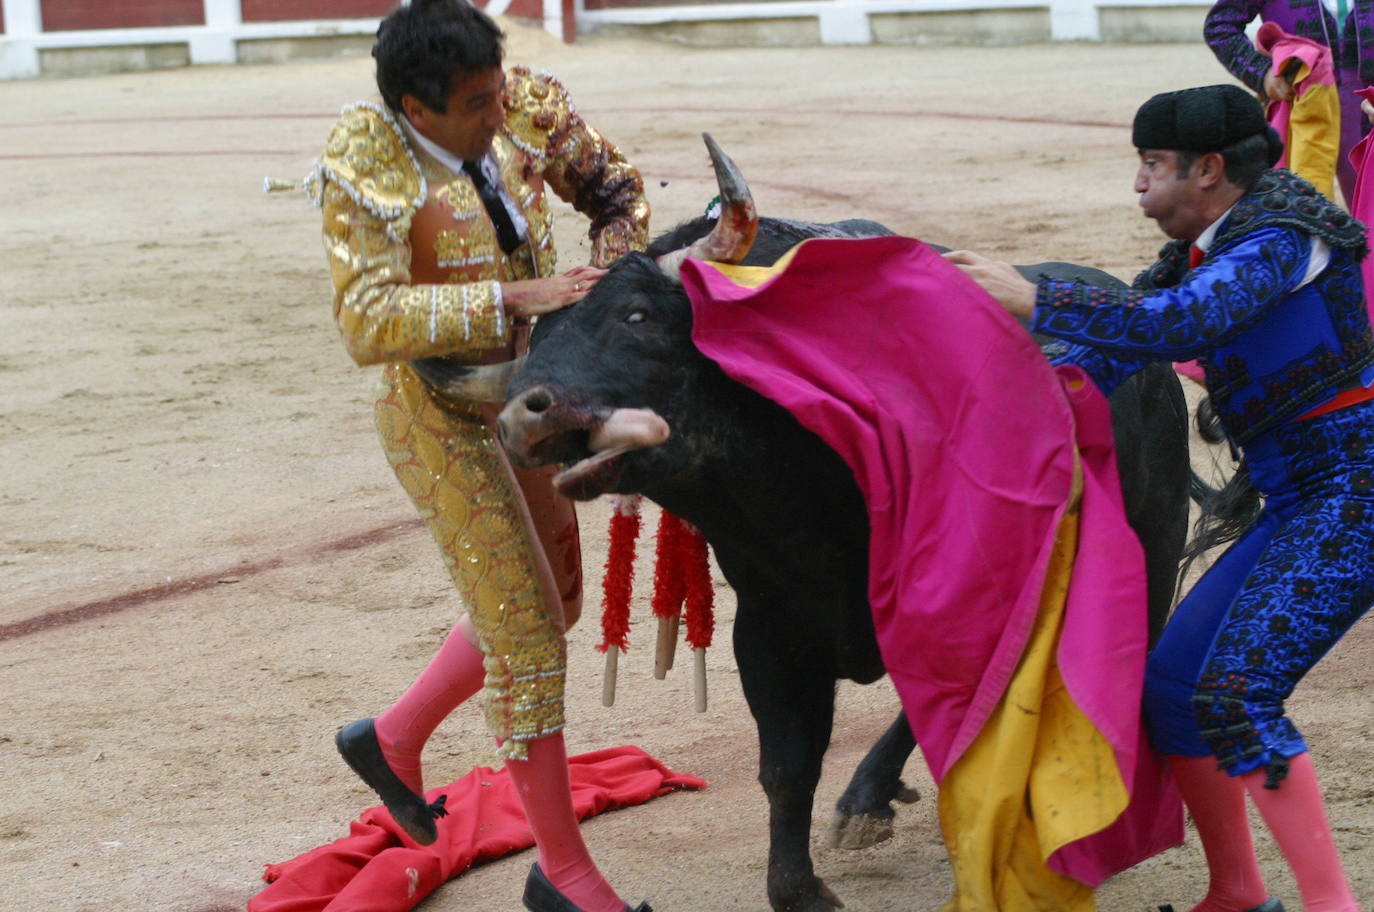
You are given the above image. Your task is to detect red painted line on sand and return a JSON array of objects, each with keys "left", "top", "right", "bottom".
[
  {"left": 0, "top": 517, "right": 423, "bottom": 644},
  {"left": 0, "top": 107, "right": 1123, "bottom": 162},
  {"left": 0, "top": 150, "right": 298, "bottom": 160},
  {"left": 0, "top": 107, "right": 1128, "bottom": 131},
  {"left": 595, "top": 104, "right": 1128, "bottom": 131},
  {"left": 0, "top": 113, "right": 334, "bottom": 128}
]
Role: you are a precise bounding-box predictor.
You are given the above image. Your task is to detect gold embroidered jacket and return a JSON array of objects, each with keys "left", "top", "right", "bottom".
[{"left": 310, "top": 66, "right": 651, "bottom": 367}]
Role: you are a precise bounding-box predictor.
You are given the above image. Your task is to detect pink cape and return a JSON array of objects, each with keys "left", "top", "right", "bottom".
[
  {"left": 1347, "top": 85, "right": 1374, "bottom": 329},
  {"left": 1257, "top": 21, "right": 1337, "bottom": 176},
  {"left": 680, "top": 236, "right": 1180, "bottom": 884},
  {"left": 249, "top": 745, "right": 704, "bottom": 912}
]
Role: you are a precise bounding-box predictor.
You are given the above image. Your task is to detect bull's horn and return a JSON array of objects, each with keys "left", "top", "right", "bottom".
[
  {"left": 657, "top": 133, "right": 758, "bottom": 279},
  {"left": 409, "top": 356, "right": 525, "bottom": 403}
]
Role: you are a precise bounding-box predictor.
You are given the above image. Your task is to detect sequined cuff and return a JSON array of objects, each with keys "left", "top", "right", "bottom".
[
  {"left": 484, "top": 633, "right": 568, "bottom": 761},
  {"left": 430, "top": 281, "right": 509, "bottom": 350},
  {"left": 593, "top": 215, "right": 652, "bottom": 266},
  {"left": 1031, "top": 279, "right": 1151, "bottom": 347}
]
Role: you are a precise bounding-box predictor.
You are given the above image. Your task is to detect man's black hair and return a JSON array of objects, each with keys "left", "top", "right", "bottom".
[
  {"left": 373, "top": 0, "right": 505, "bottom": 114},
  {"left": 1173, "top": 133, "right": 1277, "bottom": 190}
]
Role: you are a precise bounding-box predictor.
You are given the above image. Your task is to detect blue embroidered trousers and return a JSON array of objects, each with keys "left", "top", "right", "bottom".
[{"left": 1144, "top": 399, "right": 1374, "bottom": 783}]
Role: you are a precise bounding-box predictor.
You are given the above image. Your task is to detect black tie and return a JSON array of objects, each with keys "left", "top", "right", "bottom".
[{"left": 462, "top": 160, "right": 522, "bottom": 255}]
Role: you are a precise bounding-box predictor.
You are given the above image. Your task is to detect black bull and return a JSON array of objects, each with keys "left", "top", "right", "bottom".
[{"left": 417, "top": 216, "right": 1190, "bottom": 912}]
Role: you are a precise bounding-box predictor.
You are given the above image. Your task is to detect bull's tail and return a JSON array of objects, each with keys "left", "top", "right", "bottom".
[
  {"left": 1178, "top": 392, "right": 1261, "bottom": 592},
  {"left": 1181, "top": 461, "right": 1261, "bottom": 590},
  {"left": 1195, "top": 395, "right": 1227, "bottom": 445}
]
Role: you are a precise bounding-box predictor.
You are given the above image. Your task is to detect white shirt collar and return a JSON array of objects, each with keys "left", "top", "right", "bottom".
[
  {"left": 1193, "top": 203, "right": 1236, "bottom": 253},
  {"left": 399, "top": 113, "right": 496, "bottom": 180},
  {"left": 396, "top": 112, "right": 529, "bottom": 255}
]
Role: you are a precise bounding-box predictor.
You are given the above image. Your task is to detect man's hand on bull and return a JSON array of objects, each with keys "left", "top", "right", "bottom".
[
  {"left": 503, "top": 265, "right": 607, "bottom": 318},
  {"left": 942, "top": 249, "right": 1037, "bottom": 319}
]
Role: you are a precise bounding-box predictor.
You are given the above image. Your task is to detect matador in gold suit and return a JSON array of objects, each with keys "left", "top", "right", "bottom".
[
  {"left": 303, "top": 5, "right": 654, "bottom": 909},
  {"left": 308, "top": 66, "right": 649, "bottom": 761}
]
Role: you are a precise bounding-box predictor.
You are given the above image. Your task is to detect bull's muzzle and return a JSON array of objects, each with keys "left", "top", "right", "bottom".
[
  {"left": 498, "top": 385, "right": 560, "bottom": 467},
  {"left": 499, "top": 386, "right": 671, "bottom": 494}
]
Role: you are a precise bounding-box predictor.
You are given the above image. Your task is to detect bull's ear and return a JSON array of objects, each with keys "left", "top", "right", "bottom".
[{"left": 410, "top": 356, "right": 525, "bottom": 403}]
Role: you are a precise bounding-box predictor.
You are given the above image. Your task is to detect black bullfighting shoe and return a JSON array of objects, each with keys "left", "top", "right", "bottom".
[
  {"left": 522, "top": 862, "right": 653, "bottom": 912},
  {"left": 1158, "top": 900, "right": 1285, "bottom": 912},
  {"left": 334, "top": 717, "right": 447, "bottom": 845}
]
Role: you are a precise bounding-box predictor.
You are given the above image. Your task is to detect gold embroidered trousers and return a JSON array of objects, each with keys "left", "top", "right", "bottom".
[{"left": 375, "top": 363, "right": 580, "bottom": 759}]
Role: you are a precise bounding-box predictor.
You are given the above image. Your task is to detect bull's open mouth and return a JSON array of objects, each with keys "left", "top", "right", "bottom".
[
  {"left": 509, "top": 406, "right": 671, "bottom": 501},
  {"left": 552, "top": 442, "right": 638, "bottom": 500},
  {"left": 554, "top": 407, "right": 670, "bottom": 499}
]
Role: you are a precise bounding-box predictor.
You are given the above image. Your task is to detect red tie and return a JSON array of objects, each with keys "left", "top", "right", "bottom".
[{"left": 1189, "top": 245, "right": 1204, "bottom": 269}]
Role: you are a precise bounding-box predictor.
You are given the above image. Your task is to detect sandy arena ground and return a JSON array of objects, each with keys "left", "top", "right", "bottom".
[{"left": 1, "top": 25, "right": 1370, "bottom": 912}]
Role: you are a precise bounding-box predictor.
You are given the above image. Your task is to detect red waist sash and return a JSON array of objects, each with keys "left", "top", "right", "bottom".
[{"left": 1295, "top": 384, "right": 1374, "bottom": 421}]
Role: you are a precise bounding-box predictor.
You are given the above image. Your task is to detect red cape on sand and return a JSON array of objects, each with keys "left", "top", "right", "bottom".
[
  {"left": 680, "top": 237, "right": 1180, "bottom": 885},
  {"left": 249, "top": 745, "right": 704, "bottom": 912}
]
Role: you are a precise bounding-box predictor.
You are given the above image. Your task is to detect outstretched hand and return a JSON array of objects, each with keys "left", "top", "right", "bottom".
[
  {"left": 942, "top": 249, "right": 1037, "bottom": 319},
  {"left": 503, "top": 265, "right": 608, "bottom": 318}
]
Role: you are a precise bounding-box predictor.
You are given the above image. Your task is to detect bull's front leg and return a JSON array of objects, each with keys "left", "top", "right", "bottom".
[
  {"left": 827, "top": 710, "right": 920, "bottom": 849},
  {"left": 734, "top": 600, "right": 843, "bottom": 912}
]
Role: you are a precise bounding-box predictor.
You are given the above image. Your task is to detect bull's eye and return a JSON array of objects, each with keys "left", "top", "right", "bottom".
[{"left": 625, "top": 309, "right": 647, "bottom": 324}]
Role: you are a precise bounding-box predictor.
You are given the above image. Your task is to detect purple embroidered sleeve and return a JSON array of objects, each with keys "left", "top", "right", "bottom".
[{"left": 1203, "top": 0, "right": 1272, "bottom": 94}]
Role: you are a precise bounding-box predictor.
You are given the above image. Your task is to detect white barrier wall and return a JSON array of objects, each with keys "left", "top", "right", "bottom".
[{"left": 0, "top": 0, "right": 1206, "bottom": 79}]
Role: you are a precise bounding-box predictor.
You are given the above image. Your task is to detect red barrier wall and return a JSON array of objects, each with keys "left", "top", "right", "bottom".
[
  {"left": 240, "top": 0, "right": 544, "bottom": 23},
  {"left": 489, "top": 0, "right": 547, "bottom": 19},
  {"left": 40, "top": 0, "right": 205, "bottom": 31},
  {"left": 19, "top": 0, "right": 551, "bottom": 39},
  {"left": 240, "top": 0, "right": 392, "bottom": 22},
  {"left": 583, "top": 0, "right": 754, "bottom": 8}
]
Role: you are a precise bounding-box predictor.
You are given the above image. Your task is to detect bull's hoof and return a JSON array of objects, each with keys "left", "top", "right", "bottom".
[
  {"left": 825, "top": 785, "right": 919, "bottom": 850},
  {"left": 778, "top": 878, "right": 845, "bottom": 912},
  {"left": 774, "top": 873, "right": 846, "bottom": 906},
  {"left": 825, "top": 810, "right": 893, "bottom": 850}
]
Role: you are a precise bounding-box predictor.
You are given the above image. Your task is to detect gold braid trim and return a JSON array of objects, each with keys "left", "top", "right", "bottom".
[{"left": 307, "top": 102, "right": 426, "bottom": 243}]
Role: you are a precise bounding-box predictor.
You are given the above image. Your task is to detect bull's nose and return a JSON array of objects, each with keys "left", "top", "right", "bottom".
[
  {"left": 497, "top": 386, "right": 557, "bottom": 464},
  {"left": 517, "top": 386, "right": 555, "bottom": 414}
]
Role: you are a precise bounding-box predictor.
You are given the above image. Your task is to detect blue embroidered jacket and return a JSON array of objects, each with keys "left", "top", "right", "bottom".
[{"left": 1034, "top": 169, "right": 1373, "bottom": 446}]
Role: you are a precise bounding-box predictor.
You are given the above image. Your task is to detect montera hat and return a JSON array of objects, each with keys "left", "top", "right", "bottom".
[{"left": 1133, "top": 84, "right": 1283, "bottom": 163}]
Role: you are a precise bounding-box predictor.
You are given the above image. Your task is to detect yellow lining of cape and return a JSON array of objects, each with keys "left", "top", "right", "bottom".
[
  {"left": 936, "top": 457, "right": 1127, "bottom": 911},
  {"left": 1285, "top": 80, "right": 1339, "bottom": 199},
  {"left": 701, "top": 243, "right": 806, "bottom": 287}
]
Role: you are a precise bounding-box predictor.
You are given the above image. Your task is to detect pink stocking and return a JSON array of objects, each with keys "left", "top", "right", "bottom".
[
  {"left": 505, "top": 732, "right": 624, "bottom": 912},
  {"left": 372, "top": 615, "right": 485, "bottom": 794},
  {"left": 1243, "top": 753, "right": 1362, "bottom": 912},
  {"left": 1167, "top": 754, "right": 1270, "bottom": 912}
]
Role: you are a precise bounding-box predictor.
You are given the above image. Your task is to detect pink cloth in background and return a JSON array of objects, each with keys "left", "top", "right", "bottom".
[
  {"left": 681, "top": 236, "right": 1180, "bottom": 884},
  {"left": 1347, "top": 85, "right": 1374, "bottom": 329},
  {"left": 1257, "top": 21, "right": 1336, "bottom": 171}
]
